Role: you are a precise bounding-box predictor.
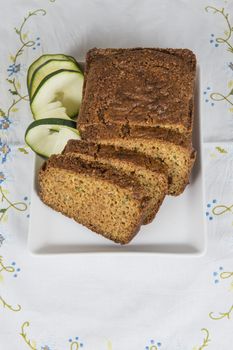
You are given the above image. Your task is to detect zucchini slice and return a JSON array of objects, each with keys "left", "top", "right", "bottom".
[
  {"left": 36, "top": 106, "right": 70, "bottom": 120},
  {"left": 30, "top": 69, "right": 84, "bottom": 118},
  {"left": 27, "top": 54, "right": 78, "bottom": 89},
  {"left": 25, "top": 118, "right": 80, "bottom": 158},
  {"left": 37, "top": 101, "right": 63, "bottom": 114},
  {"left": 29, "top": 59, "right": 81, "bottom": 98}
]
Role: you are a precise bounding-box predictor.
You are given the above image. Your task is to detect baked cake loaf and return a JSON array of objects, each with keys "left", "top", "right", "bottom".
[
  {"left": 38, "top": 154, "right": 151, "bottom": 244},
  {"left": 78, "top": 47, "right": 196, "bottom": 134},
  {"left": 63, "top": 140, "right": 168, "bottom": 224}
]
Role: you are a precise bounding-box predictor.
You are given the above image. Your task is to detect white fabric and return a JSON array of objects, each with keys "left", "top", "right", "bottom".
[{"left": 0, "top": 1, "right": 233, "bottom": 349}]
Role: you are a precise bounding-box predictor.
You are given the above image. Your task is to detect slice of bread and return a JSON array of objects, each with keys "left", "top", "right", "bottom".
[
  {"left": 38, "top": 154, "right": 151, "bottom": 244},
  {"left": 79, "top": 123, "right": 196, "bottom": 196},
  {"left": 63, "top": 140, "right": 168, "bottom": 224},
  {"left": 78, "top": 47, "right": 196, "bottom": 134}
]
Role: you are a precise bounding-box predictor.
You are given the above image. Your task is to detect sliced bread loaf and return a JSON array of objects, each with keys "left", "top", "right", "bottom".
[
  {"left": 78, "top": 47, "right": 196, "bottom": 195},
  {"left": 79, "top": 124, "right": 196, "bottom": 196},
  {"left": 63, "top": 140, "right": 168, "bottom": 224},
  {"left": 78, "top": 47, "right": 196, "bottom": 134},
  {"left": 38, "top": 154, "right": 151, "bottom": 244}
]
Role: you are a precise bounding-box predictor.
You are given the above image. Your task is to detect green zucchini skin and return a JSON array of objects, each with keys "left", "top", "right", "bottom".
[{"left": 27, "top": 53, "right": 82, "bottom": 92}]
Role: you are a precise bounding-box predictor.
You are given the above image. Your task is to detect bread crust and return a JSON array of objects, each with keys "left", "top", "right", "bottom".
[
  {"left": 79, "top": 122, "right": 192, "bottom": 149},
  {"left": 78, "top": 47, "right": 196, "bottom": 133}
]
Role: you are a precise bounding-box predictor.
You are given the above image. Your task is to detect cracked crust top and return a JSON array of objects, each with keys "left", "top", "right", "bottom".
[{"left": 78, "top": 47, "right": 196, "bottom": 133}]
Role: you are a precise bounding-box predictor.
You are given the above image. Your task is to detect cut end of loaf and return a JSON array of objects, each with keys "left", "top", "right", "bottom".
[
  {"left": 38, "top": 154, "right": 151, "bottom": 244},
  {"left": 77, "top": 122, "right": 196, "bottom": 195},
  {"left": 97, "top": 138, "right": 195, "bottom": 196},
  {"left": 63, "top": 139, "right": 168, "bottom": 224}
]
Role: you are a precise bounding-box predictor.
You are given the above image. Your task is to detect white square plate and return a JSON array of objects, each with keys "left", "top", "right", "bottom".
[{"left": 28, "top": 69, "right": 206, "bottom": 255}]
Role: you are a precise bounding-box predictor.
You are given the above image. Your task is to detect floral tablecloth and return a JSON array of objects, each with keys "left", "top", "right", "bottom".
[{"left": 1, "top": 1, "right": 233, "bottom": 349}]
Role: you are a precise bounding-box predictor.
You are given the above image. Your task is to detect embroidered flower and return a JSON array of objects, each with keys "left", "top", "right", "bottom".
[
  {"left": 7, "top": 63, "right": 21, "bottom": 77},
  {"left": 0, "top": 140, "right": 11, "bottom": 163},
  {"left": 0, "top": 233, "right": 5, "bottom": 246},
  {"left": 0, "top": 172, "right": 6, "bottom": 184},
  {"left": 0, "top": 117, "right": 12, "bottom": 130}
]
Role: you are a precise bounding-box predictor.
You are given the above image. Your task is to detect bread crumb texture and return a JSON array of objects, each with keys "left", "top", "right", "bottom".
[{"left": 38, "top": 155, "right": 151, "bottom": 244}]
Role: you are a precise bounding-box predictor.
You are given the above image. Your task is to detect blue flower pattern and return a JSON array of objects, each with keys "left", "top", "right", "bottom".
[
  {"left": 145, "top": 339, "right": 162, "bottom": 349},
  {"left": 213, "top": 266, "right": 224, "bottom": 284},
  {"left": 0, "top": 117, "right": 12, "bottom": 130},
  {"left": 206, "top": 199, "right": 217, "bottom": 220},
  {"left": 0, "top": 140, "right": 11, "bottom": 163},
  {"left": 209, "top": 33, "right": 219, "bottom": 48},
  {"left": 203, "top": 86, "right": 215, "bottom": 106},
  {"left": 0, "top": 171, "right": 6, "bottom": 184},
  {"left": 7, "top": 63, "right": 21, "bottom": 77}
]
